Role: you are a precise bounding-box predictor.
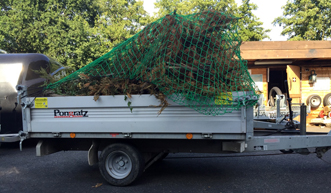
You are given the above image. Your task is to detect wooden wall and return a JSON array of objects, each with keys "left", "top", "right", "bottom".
[
  {"left": 301, "top": 67, "right": 331, "bottom": 123},
  {"left": 241, "top": 41, "right": 331, "bottom": 60},
  {"left": 250, "top": 68, "right": 268, "bottom": 106},
  {"left": 241, "top": 41, "right": 331, "bottom": 125},
  {"left": 249, "top": 66, "right": 331, "bottom": 125}
]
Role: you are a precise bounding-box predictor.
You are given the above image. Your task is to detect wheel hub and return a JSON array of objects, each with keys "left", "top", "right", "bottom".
[
  {"left": 118, "top": 160, "right": 125, "bottom": 167},
  {"left": 311, "top": 98, "right": 320, "bottom": 105},
  {"left": 105, "top": 151, "right": 132, "bottom": 179}
]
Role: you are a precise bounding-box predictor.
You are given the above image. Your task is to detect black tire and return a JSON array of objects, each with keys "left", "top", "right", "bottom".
[
  {"left": 280, "top": 149, "right": 294, "bottom": 154},
  {"left": 269, "top": 87, "right": 282, "bottom": 107},
  {"left": 323, "top": 93, "right": 331, "bottom": 106},
  {"left": 306, "top": 94, "right": 322, "bottom": 108},
  {"left": 99, "top": 143, "right": 144, "bottom": 186}
]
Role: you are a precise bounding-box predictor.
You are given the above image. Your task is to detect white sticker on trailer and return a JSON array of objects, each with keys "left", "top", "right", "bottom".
[{"left": 264, "top": 138, "right": 280, "bottom": 143}]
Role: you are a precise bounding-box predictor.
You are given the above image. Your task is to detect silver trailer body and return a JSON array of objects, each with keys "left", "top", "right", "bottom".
[
  {"left": 16, "top": 92, "right": 331, "bottom": 152},
  {"left": 23, "top": 95, "right": 250, "bottom": 137},
  {"left": 18, "top": 93, "right": 255, "bottom": 154}
]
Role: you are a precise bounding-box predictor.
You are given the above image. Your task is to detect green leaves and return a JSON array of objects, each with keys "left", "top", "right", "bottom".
[
  {"left": 95, "top": 0, "right": 150, "bottom": 53},
  {"left": 154, "top": 0, "right": 270, "bottom": 41},
  {"left": 1, "top": 0, "right": 272, "bottom": 71},
  {"left": 237, "top": 0, "right": 270, "bottom": 41},
  {"left": 273, "top": 0, "right": 331, "bottom": 40},
  {"left": 155, "top": 0, "right": 239, "bottom": 16},
  {"left": 124, "top": 95, "right": 133, "bottom": 113},
  {"left": 0, "top": 0, "right": 149, "bottom": 69}
]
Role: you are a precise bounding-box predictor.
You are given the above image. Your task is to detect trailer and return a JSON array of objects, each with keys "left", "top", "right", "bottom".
[{"left": 1, "top": 85, "right": 331, "bottom": 186}]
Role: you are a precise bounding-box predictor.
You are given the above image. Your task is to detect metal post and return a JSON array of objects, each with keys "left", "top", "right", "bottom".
[
  {"left": 276, "top": 98, "right": 280, "bottom": 118},
  {"left": 284, "top": 80, "right": 295, "bottom": 129},
  {"left": 300, "top": 103, "right": 307, "bottom": 135},
  {"left": 284, "top": 80, "right": 293, "bottom": 120}
]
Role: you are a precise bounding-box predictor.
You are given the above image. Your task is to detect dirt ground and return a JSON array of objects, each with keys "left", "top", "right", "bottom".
[{"left": 307, "top": 125, "right": 331, "bottom": 133}]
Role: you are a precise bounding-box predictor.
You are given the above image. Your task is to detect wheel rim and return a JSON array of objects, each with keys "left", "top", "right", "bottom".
[
  {"left": 105, "top": 151, "right": 132, "bottom": 179},
  {"left": 311, "top": 97, "right": 321, "bottom": 106},
  {"left": 328, "top": 97, "right": 331, "bottom": 105}
]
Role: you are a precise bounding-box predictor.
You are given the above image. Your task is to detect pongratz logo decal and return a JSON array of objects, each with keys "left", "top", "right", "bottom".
[{"left": 54, "top": 110, "right": 88, "bottom": 118}]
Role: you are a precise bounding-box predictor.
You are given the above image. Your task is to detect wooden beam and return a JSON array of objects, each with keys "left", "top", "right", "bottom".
[
  {"left": 293, "top": 60, "right": 331, "bottom": 66},
  {"left": 290, "top": 94, "right": 301, "bottom": 98},
  {"left": 241, "top": 49, "right": 331, "bottom": 60},
  {"left": 240, "top": 41, "right": 331, "bottom": 50}
]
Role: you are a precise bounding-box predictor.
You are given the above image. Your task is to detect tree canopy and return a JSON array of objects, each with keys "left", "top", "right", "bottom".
[
  {"left": 95, "top": 0, "right": 151, "bottom": 51},
  {"left": 237, "top": 0, "right": 270, "bottom": 41},
  {"left": 154, "top": 0, "right": 270, "bottom": 41},
  {"left": 1, "top": 0, "right": 270, "bottom": 69},
  {"left": 0, "top": 0, "right": 149, "bottom": 69},
  {"left": 273, "top": 0, "right": 331, "bottom": 41}
]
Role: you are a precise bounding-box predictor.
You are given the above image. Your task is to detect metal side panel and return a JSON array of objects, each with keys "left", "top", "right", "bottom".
[{"left": 25, "top": 95, "right": 248, "bottom": 134}]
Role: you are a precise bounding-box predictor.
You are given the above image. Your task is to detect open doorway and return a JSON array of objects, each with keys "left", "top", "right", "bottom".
[
  {"left": 268, "top": 68, "right": 287, "bottom": 106},
  {"left": 267, "top": 65, "right": 301, "bottom": 106}
]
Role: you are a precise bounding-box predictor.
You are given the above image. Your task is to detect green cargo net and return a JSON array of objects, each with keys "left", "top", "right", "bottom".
[{"left": 47, "top": 10, "right": 258, "bottom": 115}]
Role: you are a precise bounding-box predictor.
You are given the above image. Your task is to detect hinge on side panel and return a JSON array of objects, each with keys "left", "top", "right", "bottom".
[
  {"left": 123, "top": 133, "right": 132, "bottom": 138},
  {"left": 53, "top": 133, "right": 62, "bottom": 138},
  {"left": 202, "top": 133, "right": 212, "bottom": 139},
  {"left": 19, "top": 131, "right": 28, "bottom": 151}
]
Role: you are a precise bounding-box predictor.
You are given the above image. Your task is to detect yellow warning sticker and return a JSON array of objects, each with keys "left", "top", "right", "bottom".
[
  {"left": 35, "top": 98, "right": 48, "bottom": 108},
  {"left": 215, "top": 92, "right": 233, "bottom": 105}
]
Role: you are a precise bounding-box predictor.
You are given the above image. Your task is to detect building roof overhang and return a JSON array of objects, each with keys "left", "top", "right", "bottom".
[{"left": 240, "top": 41, "right": 331, "bottom": 68}]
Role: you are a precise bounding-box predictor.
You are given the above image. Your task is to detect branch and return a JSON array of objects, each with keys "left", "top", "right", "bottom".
[{"left": 166, "top": 62, "right": 198, "bottom": 71}]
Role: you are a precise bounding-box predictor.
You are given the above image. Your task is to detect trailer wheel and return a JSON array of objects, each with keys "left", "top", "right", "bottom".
[
  {"left": 306, "top": 94, "right": 322, "bottom": 108},
  {"left": 269, "top": 87, "right": 282, "bottom": 107},
  {"left": 280, "top": 149, "right": 293, "bottom": 154},
  {"left": 99, "top": 143, "right": 144, "bottom": 186},
  {"left": 323, "top": 93, "right": 331, "bottom": 106}
]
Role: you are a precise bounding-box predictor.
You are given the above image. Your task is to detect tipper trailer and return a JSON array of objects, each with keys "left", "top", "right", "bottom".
[{"left": 1, "top": 85, "right": 331, "bottom": 186}]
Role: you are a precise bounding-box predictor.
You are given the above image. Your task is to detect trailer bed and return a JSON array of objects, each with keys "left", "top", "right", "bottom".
[{"left": 23, "top": 94, "right": 252, "bottom": 140}]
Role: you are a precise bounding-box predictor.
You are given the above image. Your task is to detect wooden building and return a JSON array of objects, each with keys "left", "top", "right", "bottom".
[{"left": 240, "top": 41, "right": 331, "bottom": 124}]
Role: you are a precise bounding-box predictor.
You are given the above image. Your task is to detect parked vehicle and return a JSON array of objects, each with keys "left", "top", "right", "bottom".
[{"left": 0, "top": 53, "right": 65, "bottom": 134}]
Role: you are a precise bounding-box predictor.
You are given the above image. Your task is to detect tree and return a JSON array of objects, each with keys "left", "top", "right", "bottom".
[
  {"left": 154, "top": 0, "right": 270, "bottom": 41},
  {"left": 95, "top": 0, "right": 151, "bottom": 51},
  {"left": 273, "top": 0, "right": 331, "bottom": 41},
  {"left": 237, "top": 0, "right": 270, "bottom": 41},
  {"left": 0, "top": 0, "right": 150, "bottom": 69},
  {"left": 155, "top": 0, "right": 238, "bottom": 16},
  {"left": 0, "top": 0, "right": 103, "bottom": 68}
]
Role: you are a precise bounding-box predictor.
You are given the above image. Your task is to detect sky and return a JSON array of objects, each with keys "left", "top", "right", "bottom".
[{"left": 143, "top": 0, "right": 289, "bottom": 41}]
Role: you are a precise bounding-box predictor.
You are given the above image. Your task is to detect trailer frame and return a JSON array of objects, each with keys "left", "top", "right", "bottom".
[{"left": 1, "top": 86, "right": 331, "bottom": 186}]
